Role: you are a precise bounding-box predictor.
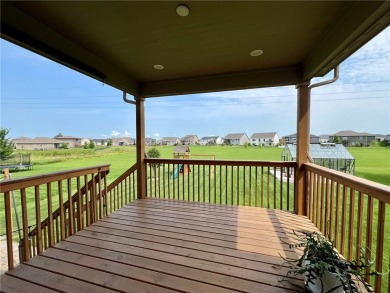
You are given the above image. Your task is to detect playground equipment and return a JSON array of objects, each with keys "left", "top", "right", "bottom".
[
  {"left": 0, "top": 154, "right": 33, "bottom": 172},
  {"left": 173, "top": 146, "right": 191, "bottom": 175}
]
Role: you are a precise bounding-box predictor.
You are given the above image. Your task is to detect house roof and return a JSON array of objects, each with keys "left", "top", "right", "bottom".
[
  {"left": 181, "top": 135, "right": 198, "bottom": 140},
  {"left": 13, "top": 137, "right": 63, "bottom": 144},
  {"left": 161, "top": 137, "right": 179, "bottom": 142},
  {"left": 333, "top": 130, "right": 375, "bottom": 137},
  {"left": 224, "top": 133, "right": 247, "bottom": 140},
  {"left": 250, "top": 132, "right": 277, "bottom": 139},
  {"left": 200, "top": 136, "right": 221, "bottom": 140},
  {"left": 2, "top": 1, "right": 388, "bottom": 97},
  {"left": 54, "top": 136, "right": 81, "bottom": 139},
  {"left": 284, "top": 133, "right": 319, "bottom": 138}
]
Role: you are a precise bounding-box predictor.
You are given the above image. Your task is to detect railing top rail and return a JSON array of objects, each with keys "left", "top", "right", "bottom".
[
  {"left": 145, "top": 158, "right": 296, "bottom": 167},
  {"left": 0, "top": 164, "right": 110, "bottom": 193},
  {"left": 304, "top": 162, "right": 390, "bottom": 203}
]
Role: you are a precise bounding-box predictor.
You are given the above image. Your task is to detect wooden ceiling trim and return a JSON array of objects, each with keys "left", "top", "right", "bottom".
[{"left": 140, "top": 65, "right": 301, "bottom": 98}]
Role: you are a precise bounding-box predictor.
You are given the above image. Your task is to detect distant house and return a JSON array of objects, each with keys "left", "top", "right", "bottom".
[
  {"left": 161, "top": 137, "right": 180, "bottom": 146},
  {"left": 54, "top": 136, "right": 84, "bottom": 148},
  {"left": 375, "top": 134, "right": 388, "bottom": 142},
  {"left": 329, "top": 130, "right": 375, "bottom": 147},
  {"left": 181, "top": 135, "right": 199, "bottom": 145},
  {"left": 13, "top": 137, "right": 64, "bottom": 150},
  {"left": 250, "top": 132, "right": 279, "bottom": 146},
  {"left": 319, "top": 135, "right": 330, "bottom": 143},
  {"left": 145, "top": 138, "right": 157, "bottom": 146},
  {"left": 91, "top": 139, "right": 107, "bottom": 146},
  {"left": 283, "top": 133, "right": 320, "bottom": 144},
  {"left": 112, "top": 138, "right": 132, "bottom": 146},
  {"left": 199, "top": 136, "right": 223, "bottom": 145},
  {"left": 223, "top": 133, "right": 250, "bottom": 145}
]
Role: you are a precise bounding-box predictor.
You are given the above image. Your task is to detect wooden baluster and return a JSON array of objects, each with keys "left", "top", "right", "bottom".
[
  {"left": 168, "top": 164, "right": 171, "bottom": 199},
  {"left": 267, "top": 167, "right": 270, "bottom": 209},
  {"left": 219, "top": 165, "right": 222, "bottom": 204},
  {"left": 58, "top": 181, "right": 66, "bottom": 241},
  {"left": 348, "top": 188, "right": 356, "bottom": 260},
  {"left": 261, "top": 166, "right": 264, "bottom": 208},
  {"left": 328, "top": 180, "right": 334, "bottom": 240},
  {"left": 273, "top": 166, "right": 276, "bottom": 209},
  {"left": 192, "top": 164, "right": 195, "bottom": 201},
  {"left": 91, "top": 174, "right": 97, "bottom": 222},
  {"left": 83, "top": 175, "right": 90, "bottom": 226},
  {"left": 255, "top": 166, "right": 258, "bottom": 208},
  {"left": 236, "top": 166, "right": 240, "bottom": 205},
  {"left": 187, "top": 164, "right": 190, "bottom": 201},
  {"left": 202, "top": 164, "right": 206, "bottom": 202},
  {"left": 334, "top": 183, "right": 340, "bottom": 249},
  {"left": 98, "top": 172, "right": 103, "bottom": 219},
  {"left": 163, "top": 164, "right": 166, "bottom": 199},
  {"left": 47, "top": 183, "right": 54, "bottom": 246},
  {"left": 279, "top": 167, "right": 282, "bottom": 210},
  {"left": 4, "top": 191, "right": 14, "bottom": 270},
  {"left": 365, "top": 196, "right": 374, "bottom": 284},
  {"left": 375, "top": 201, "right": 385, "bottom": 292},
  {"left": 76, "top": 177, "right": 83, "bottom": 231},
  {"left": 312, "top": 173, "right": 318, "bottom": 226},
  {"left": 35, "top": 186, "right": 43, "bottom": 253},
  {"left": 319, "top": 177, "right": 325, "bottom": 234},
  {"left": 208, "top": 165, "right": 211, "bottom": 203},
  {"left": 103, "top": 173, "right": 108, "bottom": 216},
  {"left": 231, "top": 165, "right": 234, "bottom": 205},
  {"left": 243, "top": 166, "right": 246, "bottom": 206},
  {"left": 20, "top": 188, "right": 30, "bottom": 261},
  {"left": 356, "top": 192, "right": 364, "bottom": 260},
  {"left": 287, "top": 167, "right": 290, "bottom": 211},
  {"left": 121, "top": 181, "right": 124, "bottom": 207},
  {"left": 340, "top": 185, "right": 347, "bottom": 255}
]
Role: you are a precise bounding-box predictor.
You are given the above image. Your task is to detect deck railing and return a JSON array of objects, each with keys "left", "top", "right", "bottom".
[
  {"left": 0, "top": 163, "right": 138, "bottom": 272},
  {"left": 145, "top": 158, "right": 296, "bottom": 210},
  {"left": 305, "top": 162, "right": 390, "bottom": 293}
]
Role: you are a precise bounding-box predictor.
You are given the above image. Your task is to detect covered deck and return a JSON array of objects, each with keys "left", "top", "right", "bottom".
[
  {"left": 1, "top": 1, "right": 390, "bottom": 292},
  {"left": 1, "top": 198, "right": 316, "bottom": 293}
]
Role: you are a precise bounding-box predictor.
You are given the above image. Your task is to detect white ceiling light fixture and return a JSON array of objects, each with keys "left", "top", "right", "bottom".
[
  {"left": 153, "top": 64, "right": 164, "bottom": 70},
  {"left": 250, "top": 49, "right": 264, "bottom": 57},
  {"left": 176, "top": 4, "right": 190, "bottom": 17}
]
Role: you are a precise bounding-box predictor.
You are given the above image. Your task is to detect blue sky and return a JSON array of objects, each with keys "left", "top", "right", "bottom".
[{"left": 1, "top": 28, "right": 389, "bottom": 140}]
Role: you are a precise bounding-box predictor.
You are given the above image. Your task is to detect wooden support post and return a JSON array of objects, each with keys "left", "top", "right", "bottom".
[
  {"left": 136, "top": 97, "right": 146, "bottom": 199},
  {"left": 295, "top": 82, "right": 310, "bottom": 216}
]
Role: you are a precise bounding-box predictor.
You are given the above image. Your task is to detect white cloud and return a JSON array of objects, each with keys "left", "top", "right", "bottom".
[
  {"left": 111, "top": 131, "right": 120, "bottom": 137},
  {"left": 123, "top": 130, "right": 131, "bottom": 137},
  {"left": 154, "top": 133, "right": 160, "bottom": 137}
]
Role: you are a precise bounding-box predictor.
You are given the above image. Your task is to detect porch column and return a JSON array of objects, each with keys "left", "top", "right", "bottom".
[
  {"left": 295, "top": 82, "right": 310, "bottom": 215},
  {"left": 136, "top": 97, "right": 146, "bottom": 199}
]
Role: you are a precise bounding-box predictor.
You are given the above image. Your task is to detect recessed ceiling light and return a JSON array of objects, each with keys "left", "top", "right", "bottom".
[
  {"left": 250, "top": 49, "right": 263, "bottom": 57},
  {"left": 176, "top": 4, "right": 190, "bottom": 17},
  {"left": 153, "top": 64, "right": 164, "bottom": 70}
]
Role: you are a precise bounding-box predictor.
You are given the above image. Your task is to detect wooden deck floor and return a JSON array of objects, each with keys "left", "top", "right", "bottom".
[{"left": 1, "top": 198, "right": 318, "bottom": 293}]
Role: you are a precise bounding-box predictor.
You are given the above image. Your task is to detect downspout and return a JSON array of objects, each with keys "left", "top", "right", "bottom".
[
  {"left": 309, "top": 65, "right": 339, "bottom": 89},
  {"left": 307, "top": 65, "right": 339, "bottom": 162},
  {"left": 123, "top": 91, "right": 136, "bottom": 105}
]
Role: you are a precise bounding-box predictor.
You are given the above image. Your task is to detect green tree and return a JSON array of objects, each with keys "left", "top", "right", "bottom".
[
  {"left": 107, "top": 138, "right": 113, "bottom": 147},
  {"left": 0, "top": 128, "right": 15, "bottom": 160},
  {"left": 332, "top": 136, "right": 341, "bottom": 143},
  {"left": 147, "top": 147, "right": 161, "bottom": 179},
  {"left": 88, "top": 140, "right": 95, "bottom": 149},
  {"left": 54, "top": 133, "right": 64, "bottom": 138}
]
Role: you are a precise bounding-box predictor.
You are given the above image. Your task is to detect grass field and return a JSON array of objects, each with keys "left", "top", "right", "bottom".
[{"left": 6, "top": 145, "right": 389, "bottom": 185}]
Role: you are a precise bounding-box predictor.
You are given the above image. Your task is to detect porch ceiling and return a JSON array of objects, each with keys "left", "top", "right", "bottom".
[{"left": 1, "top": 1, "right": 389, "bottom": 97}]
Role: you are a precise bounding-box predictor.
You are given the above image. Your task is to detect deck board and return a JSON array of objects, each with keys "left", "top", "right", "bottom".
[{"left": 2, "top": 198, "right": 318, "bottom": 292}]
